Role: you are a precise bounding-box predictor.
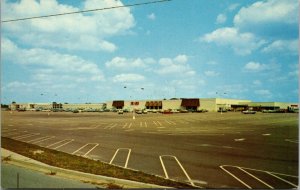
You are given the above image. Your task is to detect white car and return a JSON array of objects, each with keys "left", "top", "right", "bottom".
[{"left": 118, "top": 110, "right": 124, "bottom": 114}]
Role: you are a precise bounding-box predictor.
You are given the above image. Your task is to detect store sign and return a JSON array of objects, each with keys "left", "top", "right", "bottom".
[{"left": 131, "top": 102, "right": 139, "bottom": 105}]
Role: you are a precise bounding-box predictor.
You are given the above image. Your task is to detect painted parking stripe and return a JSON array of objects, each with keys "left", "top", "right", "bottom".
[
  {"left": 46, "top": 139, "right": 74, "bottom": 149},
  {"left": 33, "top": 136, "right": 55, "bottom": 144},
  {"left": 165, "top": 120, "right": 172, "bottom": 124},
  {"left": 156, "top": 121, "right": 162, "bottom": 126},
  {"left": 26, "top": 136, "right": 53, "bottom": 143},
  {"left": 238, "top": 167, "right": 274, "bottom": 189},
  {"left": 128, "top": 123, "right": 132, "bottom": 128},
  {"left": 153, "top": 121, "right": 158, "bottom": 126},
  {"left": 267, "top": 172, "right": 298, "bottom": 188},
  {"left": 122, "top": 123, "right": 128, "bottom": 128},
  {"left": 104, "top": 123, "right": 117, "bottom": 129},
  {"left": 4, "top": 131, "right": 26, "bottom": 137},
  {"left": 140, "top": 122, "right": 142, "bottom": 127},
  {"left": 220, "top": 165, "right": 252, "bottom": 189},
  {"left": 285, "top": 139, "right": 298, "bottom": 143},
  {"left": 72, "top": 143, "right": 99, "bottom": 157},
  {"left": 14, "top": 133, "right": 40, "bottom": 140},
  {"left": 144, "top": 122, "right": 147, "bottom": 128},
  {"left": 169, "top": 120, "right": 176, "bottom": 125},
  {"left": 220, "top": 165, "right": 298, "bottom": 189},
  {"left": 159, "top": 155, "right": 195, "bottom": 186},
  {"left": 109, "top": 148, "right": 131, "bottom": 168}
]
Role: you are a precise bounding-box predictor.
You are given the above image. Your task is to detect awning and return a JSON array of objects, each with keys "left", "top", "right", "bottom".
[
  {"left": 112, "top": 100, "right": 124, "bottom": 107},
  {"left": 181, "top": 99, "right": 200, "bottom": 107}
]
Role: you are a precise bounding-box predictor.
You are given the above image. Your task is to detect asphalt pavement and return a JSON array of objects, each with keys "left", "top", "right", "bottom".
[{"left": 1, "top": 111, "right": 298, "bottom": 188}]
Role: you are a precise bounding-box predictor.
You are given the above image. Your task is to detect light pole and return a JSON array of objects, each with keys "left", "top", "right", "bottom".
[
  {"left": 124, "top": 86, "right": 144, "bottom": 120},
  {"left": 216, "top": 92, "right": 227, "bottom": 114}
]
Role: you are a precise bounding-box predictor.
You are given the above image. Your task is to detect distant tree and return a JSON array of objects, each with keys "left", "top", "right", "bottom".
[{"left": 1, "top": 104, "right": 9, "bottom": 108}]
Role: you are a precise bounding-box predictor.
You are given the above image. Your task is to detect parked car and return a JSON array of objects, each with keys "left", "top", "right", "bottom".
[
  {"left": 242, "top": 110, "right": 256, "bottom": 114},
  {"left": 142, "top": 109, "right": 148, "bottom": 114},
  {"left": 136, "top": 110, "right": 142, "bottom": 114},
  {"left": 118, "top": 109, "right": 124, "bottom": 114},
  {"left": 179, "top": 109, "right": 188, "bottom": 113}
]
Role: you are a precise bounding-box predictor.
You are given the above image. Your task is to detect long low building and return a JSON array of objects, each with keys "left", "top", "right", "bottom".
[
  {"left": 9, "top": 98, "right": 298, "bottom": 112},
  {"left": 106, "top": 98, "right": 298, "bottom": 112}
]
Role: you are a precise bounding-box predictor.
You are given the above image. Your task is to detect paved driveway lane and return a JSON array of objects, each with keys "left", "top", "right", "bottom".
[{"left": 1, "top": 163, "right": 97, "bottom": 188}]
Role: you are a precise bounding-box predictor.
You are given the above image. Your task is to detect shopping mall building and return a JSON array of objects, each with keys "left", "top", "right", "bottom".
[{"left": 9, "top": 98, "right": 298, "bottom": 112}]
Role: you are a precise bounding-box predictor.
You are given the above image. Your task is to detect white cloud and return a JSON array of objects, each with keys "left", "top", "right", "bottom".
[
  {"left": 234, "top": 0, "right": 298, "bottom": 27},
  {"left": 105, "top": 57, "right": 155, "bottom": 70},
  {"left": 147, "top": 13, "right": 156, "bottom": 20},
  {"left": 253, "top": 80, "right": 262, "bottom": 86},
  {"left": 244, "top": 62, "right": 265, "bottom": 71},
  {"left": 156, "top": 54, "right": 195, "bottom": 76},
  {"left": 255, "top": 89, "right": 272, "bottom": 97},
  {"left": 2, "top": 0, "right": 135, "bottom": 52},
  {"left": 204, "top": 71, "right": 219, "bottom": 77},
  {"left": 288, "top": 64, "right": 299, "bottom": 77},
  {"left": 228, "top": 3, "right": 240, "bottom": 11},
  {"left": 2, "top": 38, "right": 105, "bottom": 83},
  {"left": 201, "top": 27, "right": 266, "bottom": 55},
  {"left": 262, "top": 39, "right": 298, "bottom": 54},
  {"left": 216, "top": 14, "right": 227, "bottom": 24},
  {"left": 112, "top": 73, "right": 145, "bottom": 83},
  {"left": 244, "top": 61, "right": 280, "bottom": 73},
  {"left": 206, "top": 61, "right": 218, "bottom": 65}
]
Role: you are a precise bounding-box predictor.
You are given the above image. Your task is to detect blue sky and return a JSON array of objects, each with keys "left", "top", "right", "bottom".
[{"left": 1, "top": 0, "right": 299, "bottom": 104}]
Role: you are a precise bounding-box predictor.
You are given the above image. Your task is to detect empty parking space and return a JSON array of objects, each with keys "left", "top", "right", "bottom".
[
  {"left": 109, "top": 148, "right": 131, "bottom": 168},
  {"left": 220, "top": 165, "right": 298, "bottom": 189}
]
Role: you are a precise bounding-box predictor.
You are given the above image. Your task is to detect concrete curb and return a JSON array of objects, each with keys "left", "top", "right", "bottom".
[{"left": 1, "top": 148, "right": 171, "bottom": 188}]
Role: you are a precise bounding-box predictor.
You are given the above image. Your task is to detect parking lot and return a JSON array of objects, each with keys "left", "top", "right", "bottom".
[{"left": 1, "top": 111, "right": 298, "bottom": 188}]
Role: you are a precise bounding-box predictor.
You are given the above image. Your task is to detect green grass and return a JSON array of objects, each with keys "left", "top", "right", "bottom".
[{"left": 1, "top": 137, "right": 194, "bottom": 188}]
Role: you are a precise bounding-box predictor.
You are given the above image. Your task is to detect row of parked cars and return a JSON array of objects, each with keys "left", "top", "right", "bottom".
[{"left": 117, "top": 109, "right": 209, "bottom": 114}]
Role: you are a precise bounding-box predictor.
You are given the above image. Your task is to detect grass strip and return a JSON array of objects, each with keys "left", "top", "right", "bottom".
[{"left": 1, "top": 137, "right": 194, "bottom": 188}]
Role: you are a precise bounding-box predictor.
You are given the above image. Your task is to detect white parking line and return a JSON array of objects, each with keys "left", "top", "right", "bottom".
[
  {"left": 165, "top": 120, "right": 172, "bottom": 124},
  {"left": 46, "top": 139, "right": 74, "bottom": 149},
  {"left": 14, "top": 133, "right": 40, "bottom": 140},
  {"left": 140, "top": 122, "right": 142, "bottom": 127},
  {"left": 26, "top": 136, "right": 52, "bottom": 143},
  {"left": 153, "top": 121, "right": 158, "bottom": 126},
  {"left": 109, "top": 148, "right": 131, "bottom": 168},
  {"left": 220, "top": 165, "right": 298, "bottom": 189},
  {"left": 238, "top": 167, "right": 274, "bottom": 189},
  {"left": 159, "top": 155, "right": 195, "bottom": 186},
  {"left": 285, "top": 139, "right": 298, "bottom": 143},
  {"left": 156, "top": 121, "right": 162, "bottom": 126},
  {"left": 169, "top": 120, "right": 176, "bottom": 125},
  {"left": 122, "top": 123, "right": 128, "bottom": 128},
  {"left": 220, "top": 165, "right": 252, "bottom": 189},
  {"left": 267, "top": 172, "right": 298, "bottom": 188},
  {"left": 128, "top": 123, "right": 132, "bottom": 128},
  {"left": 34, "top": 136, "right": 55, "bottom": 144},
  {"left": 144, "top": 122, "right": 147, "bottom": 128},
  {"left": 72, "top": 143, "right": 99, "bottom": 157},
  {"left": 262, "top": 134, "right": 271, "bottom": 136},
  {"left": 104, "top": 123, "right": 117, "bottom": 129}
]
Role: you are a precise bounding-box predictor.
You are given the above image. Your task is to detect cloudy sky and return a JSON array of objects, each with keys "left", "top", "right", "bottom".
[{"left": 1, "top": 0, "right": 298, "bottom": 104}]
